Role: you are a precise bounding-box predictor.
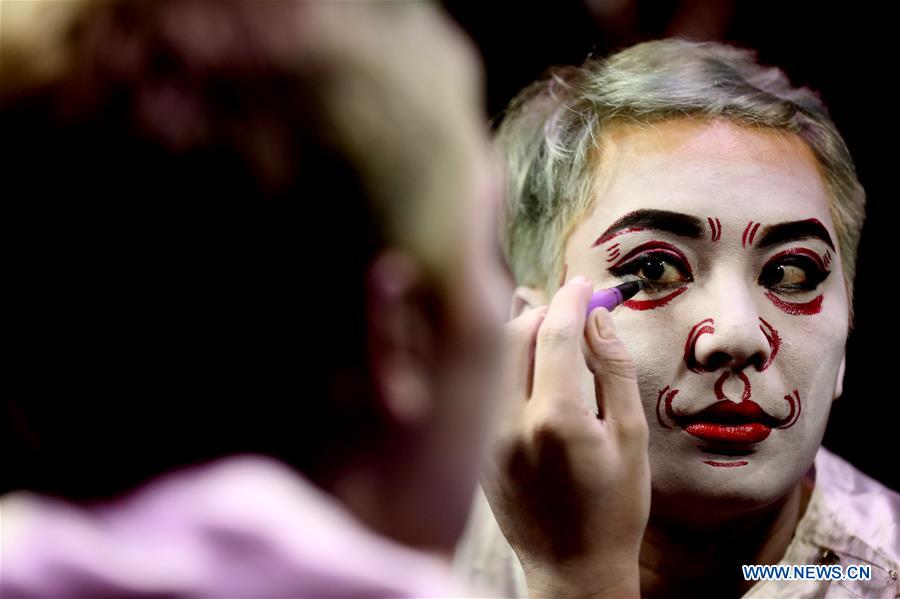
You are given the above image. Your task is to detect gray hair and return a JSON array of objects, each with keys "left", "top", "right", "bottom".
[{"left": 497, "top": 38, "right": 866, "bottom": 327}]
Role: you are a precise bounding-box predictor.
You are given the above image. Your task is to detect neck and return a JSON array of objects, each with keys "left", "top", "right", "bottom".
[{"left": 640, "top": 477, "right": 814, "bottom": 598}]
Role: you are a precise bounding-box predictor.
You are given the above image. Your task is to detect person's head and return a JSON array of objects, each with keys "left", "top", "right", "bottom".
[
  {"left": 497, "top": 39, "right": 865, "bottom": 525},
  {"left": 2, "top": 0, "right": 508, "bottom": 551}
]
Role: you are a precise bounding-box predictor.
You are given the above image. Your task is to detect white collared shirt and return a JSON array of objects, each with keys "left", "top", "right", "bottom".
[{"left": 453, "top": 446, "right": 900, "bottom": 598}]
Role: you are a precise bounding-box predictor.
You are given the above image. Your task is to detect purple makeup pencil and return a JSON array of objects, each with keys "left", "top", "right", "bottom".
[{"left": 586, "top": 280, "right": 645, "bottom": 315}]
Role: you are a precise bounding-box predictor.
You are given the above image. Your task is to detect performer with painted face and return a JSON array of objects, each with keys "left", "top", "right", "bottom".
[{"left": 456, "top": 39, "right": 900, "bottom": 598}]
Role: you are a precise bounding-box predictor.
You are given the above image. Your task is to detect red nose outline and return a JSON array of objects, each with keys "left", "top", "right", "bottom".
[{"left": 684, "top": 318, "right": 715, "bottom": 373}]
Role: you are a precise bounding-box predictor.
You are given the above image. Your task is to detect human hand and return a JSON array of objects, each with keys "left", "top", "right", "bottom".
[{"left": 482, "top": 276, "right": 650, "bottom": 598}]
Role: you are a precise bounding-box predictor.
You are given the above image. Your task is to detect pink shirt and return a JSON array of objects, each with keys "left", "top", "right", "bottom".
[
  {"left": 1, "top": 455, "right": 461, "bottom": 597},
  {"left": 454, "top": 446, "right": 900, "bottom": 598}
]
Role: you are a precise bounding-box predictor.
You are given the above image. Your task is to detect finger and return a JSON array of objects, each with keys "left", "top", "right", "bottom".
[
  {"left": 502, "top": 305, "right": 548, "bottom": 406},
  {"left": 584, "top": 307, "right": 647, "bottom": 436},
  {"left": 531, "top": 276, "right": 593, "bottom": 402}
]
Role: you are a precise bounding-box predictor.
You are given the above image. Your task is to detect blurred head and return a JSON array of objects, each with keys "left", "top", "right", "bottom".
[
  {"left": 2, "top": 0, "right": 508, "bottom": 551},
  {"left": 496, "top": 39, "right": 865, "bottom": 524}
]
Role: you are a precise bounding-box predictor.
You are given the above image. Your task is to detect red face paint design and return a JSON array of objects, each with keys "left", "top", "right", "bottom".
[
  {"left": 656, "top": 378, "right": 801, "bottom": 443},
  {"left": 592, "top": 227, "right": 645, "bottom": 246},
  {"left": 778, "top": 389, "right": 802, "bottom": 429},
  {"left": 661, "top": 392, "right": 777, "bottom": 443},
  {"left": 676, "top": 399, "right": 777, "bottom": 444},
  {"left": 685, "top": 317, "right": 781, "bottom": 372},
  {"left": 758, "top": 317, "right": 781, "bottom": 370},
  {"left": 823, "top": 250, "right": 832, "bottom": 268},
  {"left": 742, "top": 221, "right": 761, "bottom": 247},
  {"left": 802, "top": 218, "right": 827, "bottom": 229},
  {"left": 703, "top": 460, "right": 748, "bottom": 468},
  {"left": 605, "top": 243, "right": 621, "bottom": 263},
  {"left": 714, "top": 371, "right": 751, "bottom": 402},
  {"left": 656, "top": 386, "right": 679, "bottom": 429},
  {"left": 609, "top": 241, "right": 693, "bottom": 273},
  {"left": 765, "top": 291, "right": 823, "bottom": 315},
  {"left": 769, "top": 247, "right": 828, "bottom": 271},
  {"left": 623, "top": 286, "right": 687, "bottom": 310},
  {"left": 684, "top": 318, "right": 715, "bottom": 373},
  {"left": 707, "top": 217, "right": 722, "bottom": 242},
  {"left": 686, "top": 422, "right": 771, "bottom": 444}
]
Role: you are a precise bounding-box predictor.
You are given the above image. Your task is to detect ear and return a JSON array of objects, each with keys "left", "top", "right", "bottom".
[
  {"left": 833, "top": 351, "right": 847, "bottom": 402},
  {"left": 510, "top": 286, "right": 547, "bottom": 318},
  {"left": 366, "top": 250, "right": 436, "bottom": 427}
]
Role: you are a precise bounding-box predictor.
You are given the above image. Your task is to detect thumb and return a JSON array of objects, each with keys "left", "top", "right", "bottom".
[{"left": 584, "top": 308, "right": 644, "bottom": 429}]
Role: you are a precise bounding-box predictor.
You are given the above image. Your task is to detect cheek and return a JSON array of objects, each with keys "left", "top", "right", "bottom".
[
  {"left": 610, "top": 315, "right": 686, "bottom": 409},
  {"left": 771, "top": 281, "right": 848, "bottom": 377},
  {"left": 775, "top": 320, "right": 846, "bottom": 405}
]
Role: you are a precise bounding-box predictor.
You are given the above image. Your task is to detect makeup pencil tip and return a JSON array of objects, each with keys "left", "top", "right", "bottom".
[{"left": 616, "top": 279, "right": 644, "bottom": 301}]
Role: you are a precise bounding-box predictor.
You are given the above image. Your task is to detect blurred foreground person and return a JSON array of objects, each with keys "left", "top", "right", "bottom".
[
  {"left": 2, "top": 1, "right": 654, "bottom": 597},
  {"left": 1, "top": 1, "right": 509, "bottom": 596}
]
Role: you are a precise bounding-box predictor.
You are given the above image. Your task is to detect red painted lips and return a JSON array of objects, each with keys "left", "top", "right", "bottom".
[
  {"left": 679, "top": 399, "right": 779, "bottom": 445},
  {"left": 683, "top": 422, "right": 771, "bottom": 444}
]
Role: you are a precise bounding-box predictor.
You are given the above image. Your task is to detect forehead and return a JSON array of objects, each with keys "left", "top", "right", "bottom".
[{"left": 586, "top": 118, "right": 831, "bottom": 225}]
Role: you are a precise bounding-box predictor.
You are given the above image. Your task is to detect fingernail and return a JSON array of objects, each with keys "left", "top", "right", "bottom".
[{"left": 596, "top": 311, "right": 617, "bottom": 339}]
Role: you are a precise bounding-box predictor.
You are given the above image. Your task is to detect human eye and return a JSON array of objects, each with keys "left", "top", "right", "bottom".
[
  {"left": 759, "top": 248, "right": 830, "bottom": 294},
  {"left": 607, "top": 242, "right": 693, "bottom": 292}
]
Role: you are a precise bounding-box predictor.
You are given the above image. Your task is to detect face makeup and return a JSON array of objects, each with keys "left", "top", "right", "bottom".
[
  {"left": 707, "top": 217, "right": 722, "bottom": 242},
  {"left": 557, "top": 119, "right": 849, "bottom": 520},
  {"left": 742, "top": 221, "right": 761, "bottom": 247}
]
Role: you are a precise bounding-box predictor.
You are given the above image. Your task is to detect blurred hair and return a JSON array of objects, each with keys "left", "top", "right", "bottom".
[
  {"left": 497, "top": 38, "right": 866, "bottom": 328},
  {"left": 2, "top": 0, "right": 479, "bottom": 498}
]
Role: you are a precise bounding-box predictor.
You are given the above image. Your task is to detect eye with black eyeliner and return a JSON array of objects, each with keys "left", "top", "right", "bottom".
[
  {"left": 608, "top": 250, "right": 693, "bottom": 292},
  {"left": 759, "top": 252, "right": 829, "bottom": 294}
]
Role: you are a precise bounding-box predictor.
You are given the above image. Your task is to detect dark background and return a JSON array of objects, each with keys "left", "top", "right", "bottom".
[{"left": 445, "top": 0, "right": 898, "bottom": 490}]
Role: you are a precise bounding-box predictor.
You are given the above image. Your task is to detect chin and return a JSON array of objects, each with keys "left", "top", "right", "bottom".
[{"left": 647, "top": 446, "right": 811, "bottom": 528}]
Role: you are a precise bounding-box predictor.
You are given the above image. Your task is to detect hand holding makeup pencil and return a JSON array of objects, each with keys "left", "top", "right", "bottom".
[{"left": 482, "top": 275, "right": 650, "bottom": 599}]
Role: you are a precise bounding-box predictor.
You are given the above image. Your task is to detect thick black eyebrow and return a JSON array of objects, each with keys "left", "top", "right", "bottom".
[
  {"left": 754, "top": 218, "right": 835, "bottom": 251},
  {"left": 592, "top": 209, "right": 704, "bottom": 247}
]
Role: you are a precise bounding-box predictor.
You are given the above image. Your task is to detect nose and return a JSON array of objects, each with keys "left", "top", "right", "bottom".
[{"left": 689, "top": 277, "right": 772, "bottom": 373}]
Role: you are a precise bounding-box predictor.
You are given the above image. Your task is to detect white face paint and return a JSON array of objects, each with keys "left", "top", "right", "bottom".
[{"left": 562, "top": 118, "right": 849, "bottom": 524}]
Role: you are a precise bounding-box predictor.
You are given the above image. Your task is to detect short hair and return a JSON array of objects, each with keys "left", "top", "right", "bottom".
[
  {"left": 497, "top": 38, "right": 866, "bottom": 327},
  {"left": 1, "top": 0, "right": 479, "bottom": 497}
]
